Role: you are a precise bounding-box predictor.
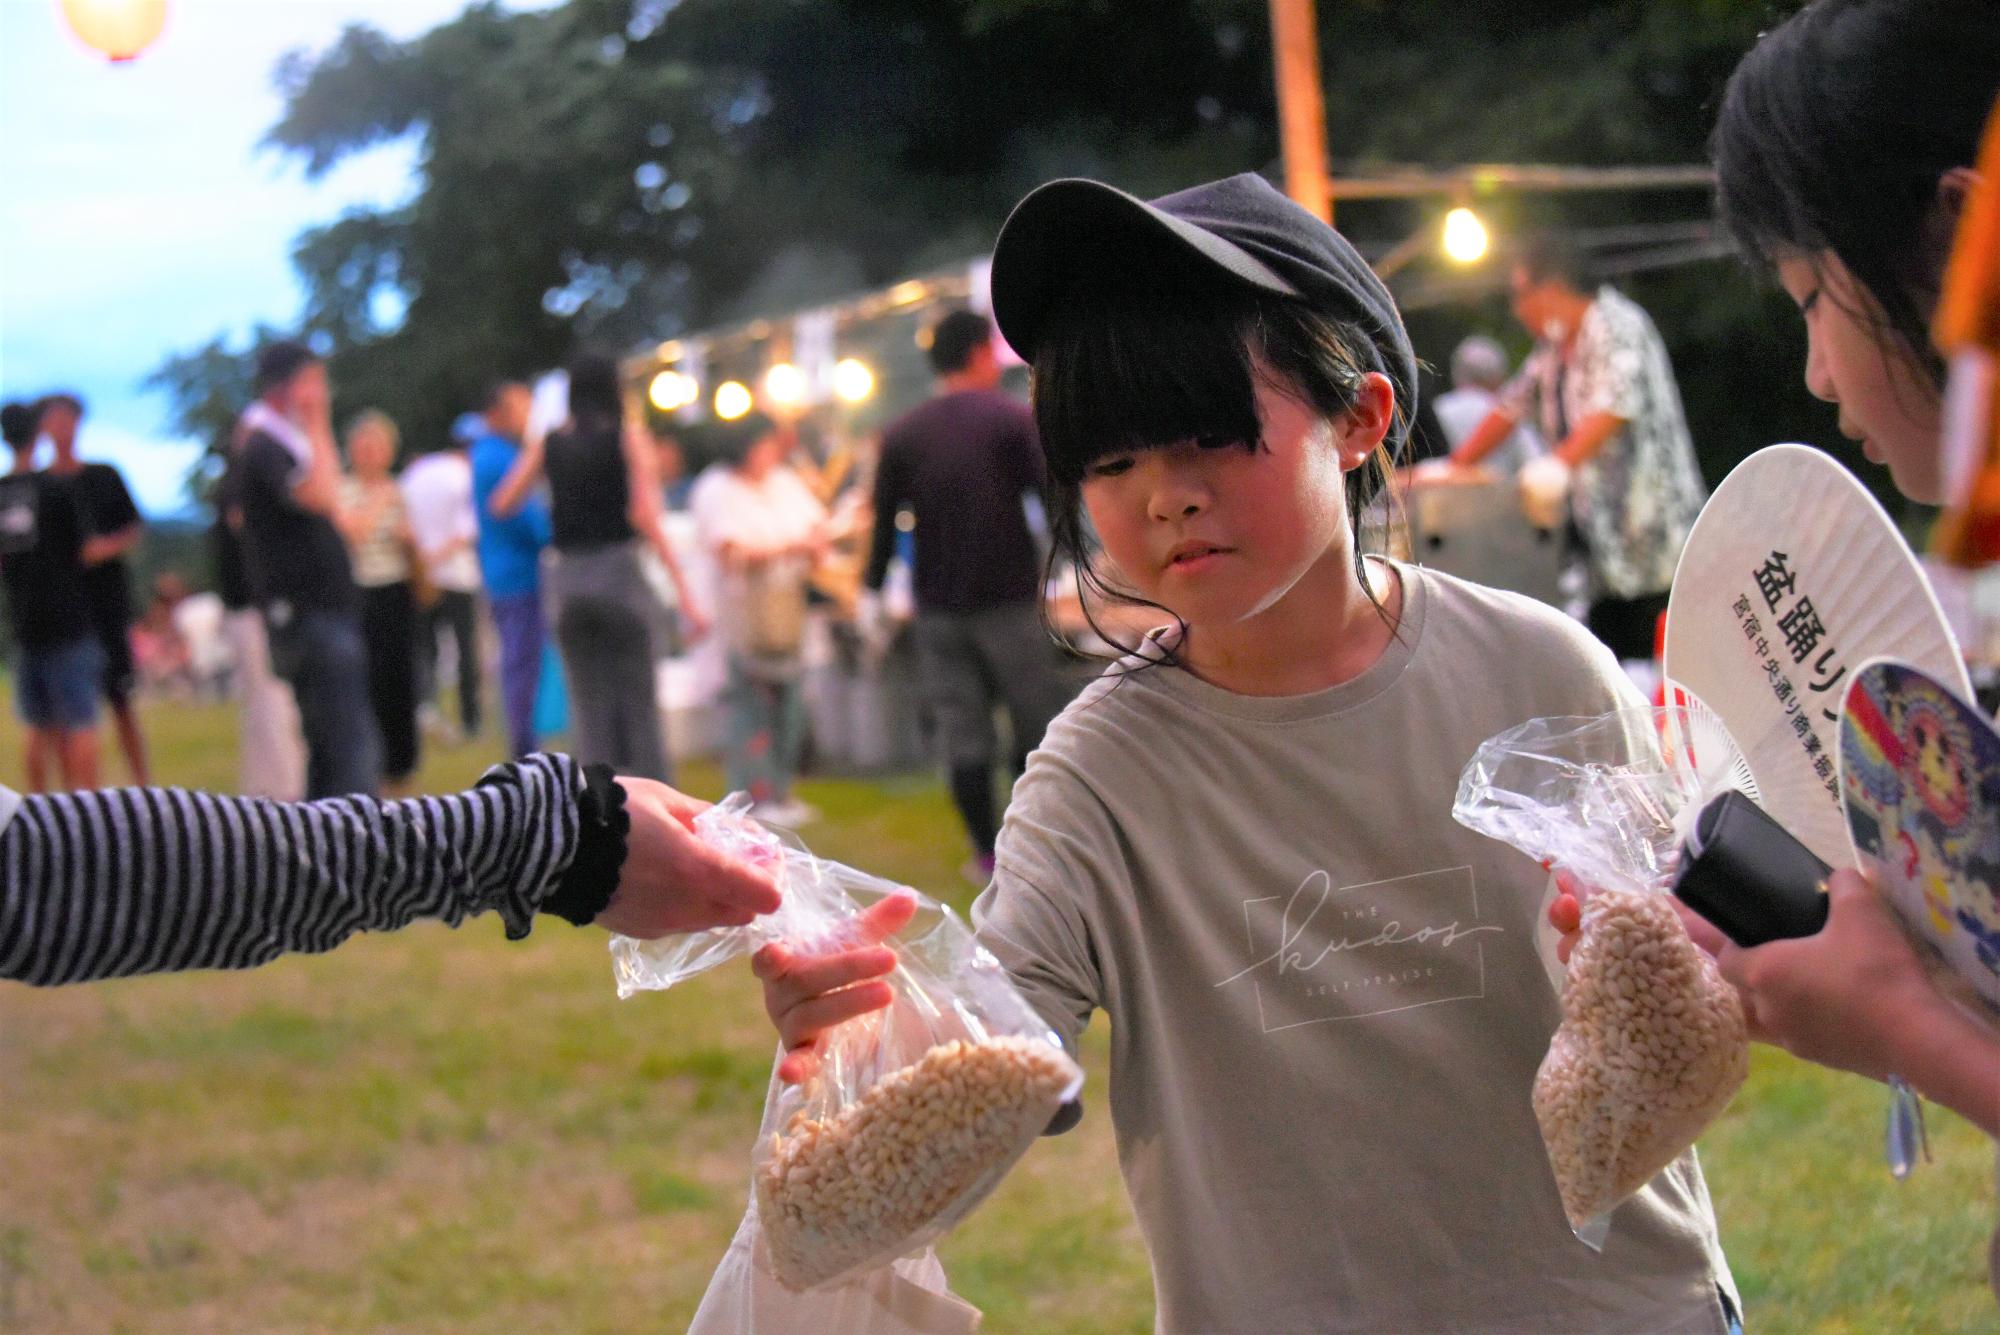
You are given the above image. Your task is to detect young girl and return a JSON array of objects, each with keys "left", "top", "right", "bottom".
[
  {"left": 1549, "top": 0, "right": 2000, "bottom": 1305},
  {"left": 754, "top": 173, "right": 1737, "bottom": 1331}
]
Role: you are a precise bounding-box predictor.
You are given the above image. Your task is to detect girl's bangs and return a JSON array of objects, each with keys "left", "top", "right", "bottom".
[{"left": 1031, "top": 278, "right": 1262, "bottom": 485}]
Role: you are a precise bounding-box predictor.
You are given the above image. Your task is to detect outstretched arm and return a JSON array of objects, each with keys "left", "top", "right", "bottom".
[{"left": 0, "top": 756, "right": 780, "bottom": 986}]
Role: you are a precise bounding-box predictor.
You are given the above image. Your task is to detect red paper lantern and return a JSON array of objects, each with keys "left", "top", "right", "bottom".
[{"left": 58, "top": 0, "right": 168, "bottom": 63}]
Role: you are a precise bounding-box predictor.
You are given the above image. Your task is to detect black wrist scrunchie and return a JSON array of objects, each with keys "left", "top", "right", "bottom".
[{"left": 543, "top": 763, "right": 631, "bottom": 927}]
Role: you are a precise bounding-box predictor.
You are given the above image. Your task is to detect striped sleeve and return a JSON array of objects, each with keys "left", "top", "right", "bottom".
[{"left": 0, "top": 754, "right": 584, "bottom": 987}]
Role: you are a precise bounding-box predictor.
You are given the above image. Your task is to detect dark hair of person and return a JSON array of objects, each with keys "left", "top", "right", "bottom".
[
  {"left": 34, "top": 391, "right": 84, "bottom": 420},
  {"left": 479, "top": 378, "right": 526, "bottom": 413},
  {"left": 927, "top": 309, "right": 994, "bottom": 376},
  {"left": 1032, "top": 266, "right": 1404, "bottom": 665},
  {"left": 565, "top": 350, "right": 624, "bottom": 428},
  {"left": 253, "top": 340, "right": 320, "bottom": 396},
  {"left": 0, "top": 401, "right": 36, "bottom": 450},
  {"left": 713, "top": 410, "right": 783, "bottom": 468},
  {"left": 1514, "top": 232, "right": 1595, "bottom": 293},
  {"left": 1711, "top": 0, "right": 2000, "bottom": 388}
]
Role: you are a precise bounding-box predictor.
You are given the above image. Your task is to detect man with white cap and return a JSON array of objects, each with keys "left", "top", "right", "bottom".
[{"left": 1431, "top": 333, "right": 1545, "bottom": 472}]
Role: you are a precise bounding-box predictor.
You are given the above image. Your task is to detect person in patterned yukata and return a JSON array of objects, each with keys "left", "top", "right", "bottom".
[{"left": 1447, "top": 233, "right": 1708, "bottom": 664}]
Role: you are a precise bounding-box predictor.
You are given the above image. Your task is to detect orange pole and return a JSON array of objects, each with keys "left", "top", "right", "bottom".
[{"left": 1269, "top": 0, "right": 1332, "bottom": 223}]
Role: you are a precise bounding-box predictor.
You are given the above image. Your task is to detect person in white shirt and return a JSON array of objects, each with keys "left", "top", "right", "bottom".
[
  {"left": 400, "top": 426, "right": 484, "bottom": 742},
  {"left": 689, "top": 413, "right": 828, "bottom": 827},
  {"left": 1431, "top": 334, "right": 1544, "bottom": 472}
]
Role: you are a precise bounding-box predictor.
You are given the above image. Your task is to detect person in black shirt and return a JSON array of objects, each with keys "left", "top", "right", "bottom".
[
  {"left": 0, "top": 401, "right": 102, "bottom": 791},
  {"left": 864, "top": 310, "right": 1077, "bottom": 883},
  {"left": 229, "top": 341, "right": 382, "bottom": 798},
  {"left": 37, "top": 393, "right": 149, "bottom": 784},
  {"left": 212, "top": 430, "right": 308, "bottom": 797},
  {"left": 538, "top": 351, "right": 700, "bottom": 783}
]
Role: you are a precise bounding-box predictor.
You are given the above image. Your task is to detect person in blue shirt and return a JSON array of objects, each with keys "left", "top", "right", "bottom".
[{"left": 469, "top": 380, "right": 553, "bottom": 759}]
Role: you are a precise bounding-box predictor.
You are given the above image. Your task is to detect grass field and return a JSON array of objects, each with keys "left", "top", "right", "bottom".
[{"left": 0, "top": 697, "right": 1994, "bottom": 1332}]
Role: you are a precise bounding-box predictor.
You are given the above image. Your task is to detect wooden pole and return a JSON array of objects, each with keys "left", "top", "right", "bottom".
[{"left": 1268, "top": 0, "right": 1332, "bottom": 223}]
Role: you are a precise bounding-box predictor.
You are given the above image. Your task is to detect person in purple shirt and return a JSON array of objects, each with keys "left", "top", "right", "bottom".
[{"left": 864, "top": 309, "right": 1077, "bottom": 884}]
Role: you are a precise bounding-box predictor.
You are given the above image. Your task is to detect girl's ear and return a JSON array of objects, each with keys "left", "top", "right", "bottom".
[
  {"left": 1919, "top": 166, "right": 1982, "bottom": 297},
  {"left": 1938, "top": 165, "right": 1980, "bottom": 222},
  {"left": 1333, "top": 372, "right": 1396, "bottom": 471}
]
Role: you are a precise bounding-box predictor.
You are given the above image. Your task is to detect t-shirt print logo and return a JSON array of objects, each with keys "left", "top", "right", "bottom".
[{"left": 1213, "top": 866, "right": 1503, "bottom": 1031}]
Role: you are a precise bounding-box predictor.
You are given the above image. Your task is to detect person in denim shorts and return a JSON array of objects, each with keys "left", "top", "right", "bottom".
[{"left": 0, "top": 401, "right": 103, "bottom": 790}]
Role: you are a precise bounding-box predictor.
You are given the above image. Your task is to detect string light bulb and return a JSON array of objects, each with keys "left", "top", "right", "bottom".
[
  {"left": 59, "top": 0, "right": 168, "bottom": 62},
  {"left": 763, "top": 362, "right": 806, "bottom": 407},
  {"left": 714, "top": 380, "right": 754, "bottom": 420},
  {"left": 832, "top": 358, "right": 876, "bottom": 404},
  {"left": 1442, "top": 207, "right": 1490, "bottom": 265},
  {"left": 648, "top": 370, "right": 697, "bottom": 412}
]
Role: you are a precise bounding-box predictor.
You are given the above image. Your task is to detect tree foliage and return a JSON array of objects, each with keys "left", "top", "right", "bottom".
[{"left": 153, "top": 0, "right": 1849, "bottom": 498}]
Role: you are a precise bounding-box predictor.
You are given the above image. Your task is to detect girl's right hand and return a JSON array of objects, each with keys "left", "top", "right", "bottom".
[{"left": 752, "top": 891, "right": 919, "bottom": 1084}]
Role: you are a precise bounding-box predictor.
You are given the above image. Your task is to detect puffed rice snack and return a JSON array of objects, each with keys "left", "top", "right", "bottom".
[
  {"left": 1533, "top": 890, "right": 1749, "bottom": 1229},
  {"left": 756, "top": 1036, "right": 1078, "bottom": 1290}
]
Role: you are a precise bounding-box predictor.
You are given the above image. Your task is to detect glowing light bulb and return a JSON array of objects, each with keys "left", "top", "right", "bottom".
[
  {"left": 1442, "top": 207, "right": 1490, "bottom": 265},
  {"left": 763, "top": 362, "right": 806, "bottom": 406},
  {"left": 714, "top": 380, "right": 754, "bottom": 420},
  {"left": 648, "top": 370, "right": 696, "bottom": 411},
  {"left": 60, "top": 0, "right": 168, "bottom": 62},
  {"left": 832, "top": 358, "right": 876, "bottom": 404}
]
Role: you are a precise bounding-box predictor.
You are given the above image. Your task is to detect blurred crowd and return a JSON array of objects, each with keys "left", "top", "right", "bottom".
[
  {"left": 3, "top": 307, "right": 1120, "bottom": 878},
  {"left": 1, "top": 250, "right": 1712, "bottom": 861}
]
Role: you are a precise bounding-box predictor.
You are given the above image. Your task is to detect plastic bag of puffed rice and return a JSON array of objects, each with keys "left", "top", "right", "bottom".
[
  {"left": 687, "top": 1196, "right": 982, "bottom": 1334},
  {"left": 611, "top": 796, "right": 1083, "bottom": 1298},
  {"left": 1453, "top": 705, "right": 1751, "bottom": 1249}
]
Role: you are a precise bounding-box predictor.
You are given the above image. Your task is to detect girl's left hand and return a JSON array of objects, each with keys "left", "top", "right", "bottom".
[{"left": 1546, "top": 870, "right": 1726, "bottom": 964}]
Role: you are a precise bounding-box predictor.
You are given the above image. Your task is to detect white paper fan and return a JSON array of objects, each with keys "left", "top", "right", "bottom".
[
  {"left": 525, "top": 369, "right": 570, "bottom": 447},
  {"left": 1658, "top": 689, "right": 1761, "bottom": 814},
  {"left": 1663, "top": 444, "right": 1971, "bottom": 866}
]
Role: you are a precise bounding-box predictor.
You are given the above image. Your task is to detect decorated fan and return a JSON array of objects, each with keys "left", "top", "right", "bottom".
[
  {"left": 1839, "top": 659, "right": 2000, "bottom": 1024},
  {"left": 1664, "top": 445, "right": 1972, "bottom": 866}
]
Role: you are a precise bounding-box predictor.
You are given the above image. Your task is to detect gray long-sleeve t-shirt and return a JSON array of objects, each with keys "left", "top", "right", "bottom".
[{"left": 975, "top": 562, "right": 1738, "bottom": 1334}]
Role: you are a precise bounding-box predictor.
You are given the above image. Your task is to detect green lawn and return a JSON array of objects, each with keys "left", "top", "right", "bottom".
[{"left": 0, "top": 698, "right": 1993, "bottom": 1332}]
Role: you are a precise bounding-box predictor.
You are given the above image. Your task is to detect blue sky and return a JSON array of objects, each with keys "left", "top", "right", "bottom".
[{"left": 0, "top": 0, "right": 546, "bottom": 516}]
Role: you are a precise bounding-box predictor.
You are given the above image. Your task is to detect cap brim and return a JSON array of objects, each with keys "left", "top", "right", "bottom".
[{"left": 990, "top": 178, "right": 1300, "bottom": 363}]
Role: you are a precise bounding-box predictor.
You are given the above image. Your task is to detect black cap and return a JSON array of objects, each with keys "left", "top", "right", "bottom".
[{"left": 990, "top": 172, "right": 1418, "bottom": 438}]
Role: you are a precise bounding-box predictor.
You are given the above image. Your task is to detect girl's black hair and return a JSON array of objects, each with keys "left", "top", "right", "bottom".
[
  {"left": 565, "top": 349, "right": 624, "bottom": 426},
  {"left": 1711, "top": 0, "right": 2000, "bottom": 388},
  {"left": 1032, "top": 264, "right": 1403, "bottom": 661}
]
